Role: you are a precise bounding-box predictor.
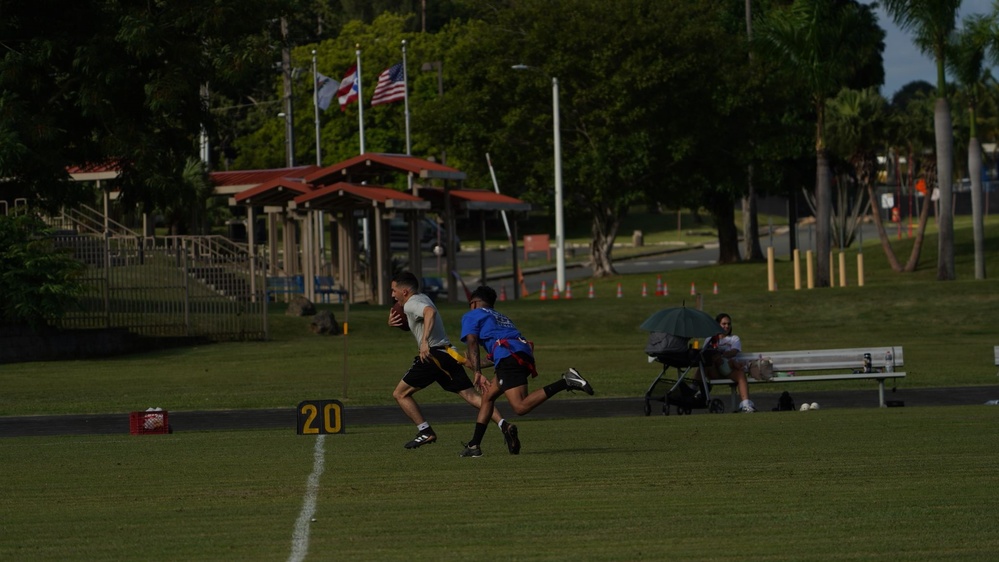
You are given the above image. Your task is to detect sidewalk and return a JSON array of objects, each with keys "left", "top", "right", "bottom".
[{"left": 2, "top": 386, "right": 998, "bottom": 438}]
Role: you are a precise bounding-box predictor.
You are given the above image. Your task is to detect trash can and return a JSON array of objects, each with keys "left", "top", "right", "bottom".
[{"left": 632, "top": 230, "right": 644, "bottom": 247}]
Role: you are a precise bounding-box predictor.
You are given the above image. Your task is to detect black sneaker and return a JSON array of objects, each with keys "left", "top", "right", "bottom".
[
  {"left": 563, "top": 367, "right": 594, "bottom": 395},
  {"left": 502, "top": 422, "right": 521, "bottom": 455},
  {"left": 459, "top": 444, "right": 482, "bottom": 458},
  {"left": 404, "top": 431, "right": 437, "bottom": 449}
]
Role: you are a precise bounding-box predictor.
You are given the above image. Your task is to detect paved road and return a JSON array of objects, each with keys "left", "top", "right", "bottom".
[
  {"left": 3, "top": 385, "right": 997, "bottom": 438},
  {"left": 427, "top": 222, "right": 889, "bottom": 299}
]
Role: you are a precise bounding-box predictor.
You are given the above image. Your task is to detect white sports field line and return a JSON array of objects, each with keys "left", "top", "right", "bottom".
[{"left": 288, "top": 434, "right": 326, "bottom": 562}]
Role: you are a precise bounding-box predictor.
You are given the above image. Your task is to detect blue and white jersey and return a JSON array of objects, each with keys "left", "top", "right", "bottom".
[{"left": 460, "top": 307, "right": 532, "bottom": 362}]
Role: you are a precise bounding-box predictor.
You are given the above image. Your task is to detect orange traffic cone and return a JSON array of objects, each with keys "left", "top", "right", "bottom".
[
  {"left": 712, "top": 282, "right": 718, "bottom": 295},
  {"left": 616, "top": 283, "right": 623, "bottom": 298},
  {"left": 565, "top": 282, "right": 573, "bottom": 300},
  {"left": 540, "top": 281, "right": 547, "bottom": 301},
  {"left": 655, "top": 275, "right": 663, "bottom": 296},
  {"left": 641, "top": 282, "right": 648, "bottom": 297},
  {"left": 588, "top": 282, "right": 595, "bottom": 299},
  {"left": 500, "top": 286, "right": 507, "bottom": 301},
  {"left": 690, "top": 282, "right": 696, "bottom": 295},
  {"left": 519, "top": 270, "right": 529, "bottom": 297},
  {"left": 663, "top": 282, "right": 669, "bottom": 296},
  {"left": 552, "top": 281, "right": 560, "bottom": 300}
]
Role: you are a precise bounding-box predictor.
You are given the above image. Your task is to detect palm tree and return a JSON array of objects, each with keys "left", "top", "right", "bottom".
[
  {"left": 948, "top": 12, "right": 995, "bottom": 279},
  {"left": 755, "top": 0, "right": 885, "bottom": 287},
  {"left": 888, "top": 89, "right": 939, "bottom": 272},
  {"left": 824, "top": 87, "right": 886, "bottom": 249},
  {"left": 882, "top": 0, "right": 961, "bottom": 281}
]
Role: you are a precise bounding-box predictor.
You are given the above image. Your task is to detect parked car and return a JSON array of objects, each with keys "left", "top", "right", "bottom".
[
  {"left": 389, "top": 217, "right": 460, "bottom": 254},
  {"left": 421, "top": 276, "right": 445, "bottom": 302}
]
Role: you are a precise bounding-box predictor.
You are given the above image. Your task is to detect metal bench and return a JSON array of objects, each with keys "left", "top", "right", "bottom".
[
  {"left": 314, "top": 276, "right": 347, "bottom": 303},
  {"left": 265, "top": 276, "right": 303, "bottom": 301},
  {"left": 707, "top": 346, "right": 906, "bottom": 408}
]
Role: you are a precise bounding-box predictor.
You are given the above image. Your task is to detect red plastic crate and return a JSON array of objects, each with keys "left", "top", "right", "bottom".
[{"left": 129, "top": 411, "right": 170, "bottom": 435}]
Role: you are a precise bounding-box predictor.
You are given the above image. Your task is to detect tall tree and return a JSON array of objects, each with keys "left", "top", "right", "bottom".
[
  {"left": 882, "top": 0, "right": 961, "bottom": 281},
  {"left": 0, "top": 0, "right": 281, "bottom": 214},
  {"left": 742, "top": 0, "right": 763, "bottom": 262},
  {"left": 424, "top": 0, "right": 751, "bottom": 276},
  {"left": 755, "top": 0, "right": 885, "bottom": 287},
  {"left": 947, "top": 12, "right": 995, "bottom": 280}
]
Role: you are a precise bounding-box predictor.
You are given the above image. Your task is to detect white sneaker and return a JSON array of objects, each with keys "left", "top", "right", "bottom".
[{"left": 739, "top": 400, "right": 756, "bottom": 413}]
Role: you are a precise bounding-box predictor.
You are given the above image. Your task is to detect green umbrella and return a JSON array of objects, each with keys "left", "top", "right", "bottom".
[{"left": 639, "top": 306, "right": 723, "bottom": 338}]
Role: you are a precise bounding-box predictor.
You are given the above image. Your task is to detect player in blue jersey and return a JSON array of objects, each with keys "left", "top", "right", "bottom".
[{"left": 457, "top": 285, "right": 594, "bottom": 457}]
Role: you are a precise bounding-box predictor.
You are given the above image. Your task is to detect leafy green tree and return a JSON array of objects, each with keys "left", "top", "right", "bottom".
[
  {"left": 755, "top": 0, "right": 885, "bottom": 287},
  {"left": 0, "top": 214, "right": 85, "bottom": 331},
  {"left": 420, "top": 0, "right": 751, "bottom": 275},
  {"left": 882, "top": 0, "right": 960, "bottom": 281},
  {"left": 0, "top": 0, "right": 281, "bottom": 214}
]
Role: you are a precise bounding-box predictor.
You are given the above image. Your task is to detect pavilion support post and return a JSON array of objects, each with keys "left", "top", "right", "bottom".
[
  {"left": 301, "top": 211, "right": 315, "bottom": 300},
  {"left": 268, "top": 212, "right": 280, "bottom": 275},
  {"left": 373, "top": 206, "right": 388, "bottom": 306}
]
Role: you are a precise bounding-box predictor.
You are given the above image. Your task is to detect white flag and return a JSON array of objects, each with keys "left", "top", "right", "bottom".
[{"left": 316, "top": 73, "right": 339, "bottom": 111}]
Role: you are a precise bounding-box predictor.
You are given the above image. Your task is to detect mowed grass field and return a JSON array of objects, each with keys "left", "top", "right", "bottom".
[
  {"left": 4, "top": 409, "right": 999, "bottom": 560},
  {"left": 2, "top": 216, "right": 998, "bottom": 416},
  {"left": 2, "top": 216, "right": 999, "bottom": 560}
]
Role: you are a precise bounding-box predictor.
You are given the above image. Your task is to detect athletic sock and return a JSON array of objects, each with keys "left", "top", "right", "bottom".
[
  {"left": 543, "top": 379, "right": 569, "bottom": 397},
  {"left": 469, "top": 422, "right": 488, "bottom": 447},
  {"left": 498, "top": 418, "right": 507, "bottom": 431},
  {"left": 417, "top": 422, "right": 431, "bottom": 433}
]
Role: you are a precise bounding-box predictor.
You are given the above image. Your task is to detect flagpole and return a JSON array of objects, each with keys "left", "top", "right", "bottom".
[
  {"left": 356, "top": 45, "right": 365, "bottom": 155},
  {"left": 402, "top": 40, "right": 411, "bottom": 156},
  {"left": 399, "top": 40, "right": 421, "bottom": 282},
  {"left": 312, "top": 50, "right": 322, "bottom": 166},
  {"left": 311, "top": 50, "right": 325, "bottom": 268}
]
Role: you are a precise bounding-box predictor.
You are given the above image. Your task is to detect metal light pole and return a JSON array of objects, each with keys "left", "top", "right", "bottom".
[
  {"left": 513, "top": 65, "right": 565, "bottom": 292},
  {"left": 552, "top": 76, "right": 565, "bottom": 294}
]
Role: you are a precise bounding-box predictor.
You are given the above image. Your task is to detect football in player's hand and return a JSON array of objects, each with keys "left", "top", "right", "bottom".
[{"left": 390, "top": 302, "right": 409, "bottom": 331}]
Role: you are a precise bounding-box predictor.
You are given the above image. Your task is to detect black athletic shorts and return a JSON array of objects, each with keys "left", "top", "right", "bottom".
[
  {"left": 495, "top": 352, "right": 534, "bottom": 391},
  {"left": 402, "top": 348, "right": 473, "bottom": 393}
]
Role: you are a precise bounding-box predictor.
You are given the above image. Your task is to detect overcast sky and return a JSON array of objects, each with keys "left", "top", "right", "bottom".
[{"left": 874, "top": 0, "right": 996, "bottom": 97}]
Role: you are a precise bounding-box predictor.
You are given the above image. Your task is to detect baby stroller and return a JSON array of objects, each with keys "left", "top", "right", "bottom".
[{"left": 643, "top": 331, "right": 726, "bottom": 416}]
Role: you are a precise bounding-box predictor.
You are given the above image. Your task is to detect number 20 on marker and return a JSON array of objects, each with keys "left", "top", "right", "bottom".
[{"left": 297, "top": 400, "right": 344, "bottom": 434}]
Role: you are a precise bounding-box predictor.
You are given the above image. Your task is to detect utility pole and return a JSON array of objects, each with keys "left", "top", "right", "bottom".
[{"left": 281, "top": 17, "right": 295, "bottom": 167}]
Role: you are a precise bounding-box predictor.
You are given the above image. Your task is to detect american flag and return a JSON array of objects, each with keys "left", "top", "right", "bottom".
[{"left": 371, "top": 63, "right": 406, "bottom": 106}]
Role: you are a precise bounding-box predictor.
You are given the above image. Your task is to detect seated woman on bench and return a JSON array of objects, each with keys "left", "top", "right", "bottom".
[{"left": 699, "top": 313, "right": 755, "bottom": 413}]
